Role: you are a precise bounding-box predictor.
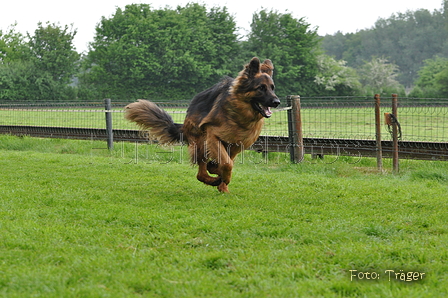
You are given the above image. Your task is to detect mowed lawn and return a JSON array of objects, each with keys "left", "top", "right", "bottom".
[{"left": 0, "top": 136, "right": 447, "bottom": 297}]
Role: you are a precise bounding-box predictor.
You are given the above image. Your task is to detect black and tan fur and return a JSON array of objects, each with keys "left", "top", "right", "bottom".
[{"left": 125, "top": 57, "right": 279, "bottom": 193}]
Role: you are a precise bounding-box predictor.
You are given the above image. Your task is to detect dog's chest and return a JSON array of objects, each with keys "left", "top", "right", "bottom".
[{"left": 221, "top": 118, "right": 264, "bottom": 147}]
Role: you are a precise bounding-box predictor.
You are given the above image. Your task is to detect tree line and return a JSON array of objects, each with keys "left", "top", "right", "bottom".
[
  {"left": 322, "top": 0, "right": 448, "bottom": 98},
  {"left": 1, "top": 2, "right": 448, "bottom": 101},
  {"left": 0, "top": 23, "right": 79, "bottom": 101}
]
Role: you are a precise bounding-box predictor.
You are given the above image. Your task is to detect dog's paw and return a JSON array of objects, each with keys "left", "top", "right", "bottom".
[{"left": 217, "top": 182, "right": 229, "bottom": 193}]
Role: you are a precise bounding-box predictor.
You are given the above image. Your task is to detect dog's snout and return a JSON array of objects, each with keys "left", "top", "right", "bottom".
[{"left": 271, "top": 97, "right": 280, "bottom": 108}]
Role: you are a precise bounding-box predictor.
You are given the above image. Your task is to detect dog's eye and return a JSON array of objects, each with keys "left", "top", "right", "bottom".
[
  {"left": 271, "top": 85, "right": 275, "bottom": 91},
  {"left": 259, "top": 85, "right": 267, "bottom": 92}
]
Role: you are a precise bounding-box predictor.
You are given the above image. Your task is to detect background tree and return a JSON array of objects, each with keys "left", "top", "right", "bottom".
[
  {"left": 0, "top": 24, "right": 31, "bottom": 100},
  {"left": 84, "top": 3, "right": 240, "bottom": 100},
  {"left": 322, "top": 6, "right": 448, "bottom": 88},
  {"left": 358, "top": 57, "right": 404, "bottom": 95},
  {"left": 314, "top": 54, "right": 362, "bottom": 96},
  {"left": 409, "top": 56, "right": 448, "bottom": 97},
  {"left": 320, "top": 31, "right": 346, "bottom": 61},
  {"left": 434, "top": 67, "right": 448, "bottom": 96},
  {"left": 244, "top": 9, "right": 321, "bottom": 96},
  {"left": 0, "top": 22, "right": 79, "bottom": 101},
  {"left": 0, "top": 24, "right": 30, "bottom": 63},
  {"left": 28, "top": 22, "right": 80, "bottom": 84}
]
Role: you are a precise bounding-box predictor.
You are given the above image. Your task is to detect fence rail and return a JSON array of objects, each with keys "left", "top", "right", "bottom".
[
  {"left": 1, "top": 96, "right": 447, "bottom": 164},
  {"left": 1, "top": 125, "right": 446, "bottom": 162}
]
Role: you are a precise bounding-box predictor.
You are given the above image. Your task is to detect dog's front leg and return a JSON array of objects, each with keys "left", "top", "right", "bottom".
[
  {"left": 196, "top": 160, "right": 222, "bottom": 186},
  {"left": 205, "top": 134, "right": 233, "bottom": 193},
  {"left": 193, "top": 141, "right": 222, "bottom": 186}
]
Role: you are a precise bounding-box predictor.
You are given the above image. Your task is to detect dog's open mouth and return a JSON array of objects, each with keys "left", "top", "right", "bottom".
[{"left": 254, "top": 102, "right": 273, "bottom": 118}]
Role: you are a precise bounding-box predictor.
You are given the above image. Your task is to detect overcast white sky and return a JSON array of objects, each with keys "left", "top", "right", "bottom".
[{"left": 0, "top": 0, "right": 444, "bottom": 53}]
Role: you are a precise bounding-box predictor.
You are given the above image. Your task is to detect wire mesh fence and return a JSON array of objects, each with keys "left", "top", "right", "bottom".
[
  {"left": 0, "top": 102, "right": 113, "bottom": 129},
  {"left": 300, "top": 97, "right": 377, "bottom": 140},
  {"left": 394, "top": 99, "right": 448, "bottom": 142},
  {"left": 0, "top": 96, "right": 447, "bottom": 161},
  {"left": 0, "top": 100, "right": 291, "bottom": 136},
  {"left": 298, "top": 96, "right": 448, "bottom": 143}
]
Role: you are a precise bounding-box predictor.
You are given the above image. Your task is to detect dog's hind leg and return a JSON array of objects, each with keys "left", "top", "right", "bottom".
[
  {"left": 207, "top": 160, "right": 230, "bottom": 192},
  {"left": 197, "top": 160, "right": 222, "bottom": 186},
  {"left": 204, "top": 134, "right": 234, "bottom": 193},
  {"left": 190, "top": 142, "right": 222, "bottom": 186},
  {"left": 207, "top": 161, "right": 219, "bottom": 174}
]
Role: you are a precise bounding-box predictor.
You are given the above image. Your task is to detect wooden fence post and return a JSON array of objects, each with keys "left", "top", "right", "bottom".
[
  {"left": 392, "top": 94, "right": 399, "bottom": 173},
  {"left": 104, "top": 98, "right": 114, "bottom": 150},
  {"left": 374, "top": 94, "right": 383, "bottom": 172},
  {"left": 287, "top": 95, "right": 304, "bottom": 163}
]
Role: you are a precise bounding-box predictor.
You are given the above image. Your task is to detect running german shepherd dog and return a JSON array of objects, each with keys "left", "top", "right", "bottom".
[{"left": 125, "top": 57, "right": 280, "bottom": 193}]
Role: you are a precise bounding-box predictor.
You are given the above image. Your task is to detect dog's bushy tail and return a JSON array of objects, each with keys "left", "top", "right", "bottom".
[{"left": 125, "top": 100, "right": 183, "bottom": 144}]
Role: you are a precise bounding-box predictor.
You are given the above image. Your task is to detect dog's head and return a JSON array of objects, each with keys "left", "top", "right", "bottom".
[{"left": 232, "top": 57, "right": 280, "bottom": 118}]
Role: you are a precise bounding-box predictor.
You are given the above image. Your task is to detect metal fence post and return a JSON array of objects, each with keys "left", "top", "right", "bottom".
[
  {"left": 104, "top": 98, "right": 114, "bottom": 150},
  {"left": 287, "top": 95, "right": 304, "bottom": 163},
  {"left": 392, "top": 94, "right": 399, "bottom": 173},
  {"left": 374, "top": 94, "right": 383, "bottom": 171}
]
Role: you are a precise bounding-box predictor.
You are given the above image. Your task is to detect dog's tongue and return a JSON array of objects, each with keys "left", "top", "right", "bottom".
[{"left": 264, "top": 106, "right": 272, "bottom": 117}]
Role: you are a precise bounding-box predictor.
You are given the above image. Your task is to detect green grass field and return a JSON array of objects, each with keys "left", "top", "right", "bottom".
[{"left": 0, "top": 135, "right": 447, "bottom": 297}]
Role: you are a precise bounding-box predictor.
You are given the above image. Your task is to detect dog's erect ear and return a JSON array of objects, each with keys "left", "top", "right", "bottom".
[
  {"left": 261, "top": 59, "right": 274, "bottom": 77},
  {"left": 245, "top": 57, "right": 261, "bottom": 78}
]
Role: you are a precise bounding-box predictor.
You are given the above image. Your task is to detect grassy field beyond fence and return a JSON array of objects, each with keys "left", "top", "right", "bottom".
[
  {"left": 0, "top": 135, "right": 447, "bottom": 297},
  {"left": 1, "top": 99, "right": 447, "bottom": 142}
]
